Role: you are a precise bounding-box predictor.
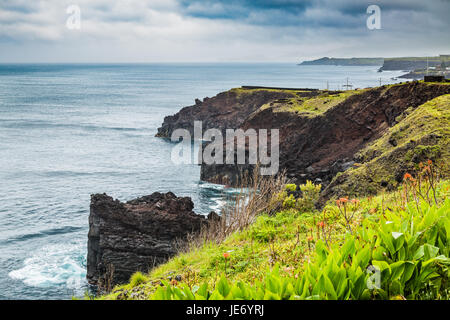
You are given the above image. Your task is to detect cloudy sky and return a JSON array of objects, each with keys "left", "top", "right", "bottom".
[{"left": 0, "top": 0, "right": 449, "bottom": 62}]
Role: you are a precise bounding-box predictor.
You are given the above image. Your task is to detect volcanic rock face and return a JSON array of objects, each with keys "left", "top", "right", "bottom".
[
  {"left": 87, "top": 192, "right": 208, "bottom": 287},
  {"left": 237, "top": 82, "right": 450, "bottom": 187},
  {"left": 156, "top": 88, "right": 295, "bottom": 138},
  {"left": 158, "top": 82, "right": 450, "bottom": 192}
]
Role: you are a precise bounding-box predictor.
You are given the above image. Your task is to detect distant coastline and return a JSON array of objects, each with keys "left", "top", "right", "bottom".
[
  {"left": 299, "top": 55, "right": 450, "bottom": 79},
  {"left": 298, "top": 57, "right": 383, "bottom": 66}
]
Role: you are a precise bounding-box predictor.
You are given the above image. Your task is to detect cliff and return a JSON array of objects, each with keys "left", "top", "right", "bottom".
[
  {"left": 87, "top": 192, "right": 211, "bottom": 288},
  {"left": 155, "top": 88, "right": 295, "bottom": 138},
  {"left": 157, "top": 81, "right": 450, "bottom": 199}
]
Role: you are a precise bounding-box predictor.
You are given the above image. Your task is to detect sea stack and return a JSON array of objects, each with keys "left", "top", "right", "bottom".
[{"left": 87, "top": 192, "right": 208, "bottom": 288}]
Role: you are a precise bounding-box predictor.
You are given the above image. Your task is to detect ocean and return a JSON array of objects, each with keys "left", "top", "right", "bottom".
[{"left": 0, "top": 63, "right": 405, "bottom": 299}]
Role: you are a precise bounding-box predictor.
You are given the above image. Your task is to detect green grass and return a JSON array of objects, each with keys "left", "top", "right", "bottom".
[{"left": 259, "top": 89, "right": 364, "bottom": 117}]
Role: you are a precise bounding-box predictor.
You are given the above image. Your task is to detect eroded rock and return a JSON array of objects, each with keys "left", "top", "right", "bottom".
[{"left": 87, "top": 192, "right": 208, "bottom": 287}]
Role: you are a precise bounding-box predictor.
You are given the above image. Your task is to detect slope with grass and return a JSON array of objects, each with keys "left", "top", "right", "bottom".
[
  {"left": 200, "top": 81, "right": 450, "bottom": 188},
  {"left": 99, "top": 174, "right": 449, "bottom": 300},
  {"left": 321, "top": 94, "right": 450, "bottom": 201}
]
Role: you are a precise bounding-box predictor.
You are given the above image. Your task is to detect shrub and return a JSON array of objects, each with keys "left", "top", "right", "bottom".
[
  {"left": 129, "top": 272, "right": 148, "bottom": 287},
  {"left": 296, "top": 180, "right": 321, "bottom": 212},
  {"left": 285, "top": 184, "right": 297, "bottom": 192}
]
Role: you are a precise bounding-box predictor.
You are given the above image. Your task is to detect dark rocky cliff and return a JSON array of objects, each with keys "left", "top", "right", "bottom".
[
  {"left": 157, "top": 82, "right": 450, "bottom": 197},
  {"left": 156, "top": 88, "right": 295, "bottom": 139},
  {"left": 87, "top": 192, "right": 209, "bottom": 287}
]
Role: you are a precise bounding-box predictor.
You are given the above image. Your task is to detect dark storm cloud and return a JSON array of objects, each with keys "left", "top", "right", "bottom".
[{"left": 179, "top": 0, "right": 449, "bottom": 29}]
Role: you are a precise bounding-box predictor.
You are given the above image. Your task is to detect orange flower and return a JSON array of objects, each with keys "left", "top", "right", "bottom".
[
  {"left": 307, "top": 236, "right": 314, "bottom": 242},
  {"left": 427, "top": 159, "right": 433, "bottom": 165},
  {"left": 419, "top": 162, "right": 424, "bottom": 168},
  {"left": 404, "top": 173, "right": 412, "bottom": 181},
  {"left": 336, "top": 199, "right": 341, "bottom": 206},
  {"left": 223, "top": 252, "right": 230, "bottom": 259},
  {"left": 351, "top": 199, "right": 359, "bottom": 204},
  {"left": 318, "top": 221, "right": 325, "bottom": 228},
  {"left": 339, "top": 197, "right": 349, "bottom": 203}
]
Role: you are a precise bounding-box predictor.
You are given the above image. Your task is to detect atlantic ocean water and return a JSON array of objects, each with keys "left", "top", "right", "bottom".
[{"left": 0, "top": 63, "right": 405, "bottom": 299}]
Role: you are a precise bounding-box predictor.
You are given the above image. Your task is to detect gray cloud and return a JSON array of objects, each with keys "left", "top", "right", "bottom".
[{"left": 0, "top": 0, "right": 449, "bottom": 62}]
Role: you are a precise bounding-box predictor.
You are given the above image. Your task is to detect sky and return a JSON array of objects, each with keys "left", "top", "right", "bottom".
[{"left": 0, "top": 0, "right": 449, "bottom": 63}]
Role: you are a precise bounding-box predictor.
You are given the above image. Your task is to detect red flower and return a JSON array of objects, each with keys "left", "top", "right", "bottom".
[
  {"left": 223, "top": 252, "right": 230, "bottom": 259},
  {"left": 427, "top": 159, "right": 433, "bottom": 165},
  {"left": 404, "top": 173, "right": 412, "bottom": 181},
  {"left": 351, "top": 199, "right": 359, "bottom": 205},
  {"left": 318, "top": 221, "right": 325, "bottom": 228},
  {"left": 307, "top": 236, "right": 314, "bottom": 242},
  {"left": 339, "top": 197, "right": 349, "bottom": 203}
]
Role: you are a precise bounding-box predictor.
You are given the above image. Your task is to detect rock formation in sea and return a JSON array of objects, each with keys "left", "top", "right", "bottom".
[{"left": 87, "top": 192, "right": 210, "bottom": 287}]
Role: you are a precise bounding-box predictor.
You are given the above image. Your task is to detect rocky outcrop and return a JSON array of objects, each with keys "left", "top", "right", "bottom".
[
  {"left": 156, "top": 88, "right": 295, "bottom": 138},
  {"left": 87, "top": 192, "right": 209, "bottom": 287}
]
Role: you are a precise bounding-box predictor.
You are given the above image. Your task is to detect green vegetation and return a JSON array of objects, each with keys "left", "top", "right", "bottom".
[
  {"left": 324, "top": 94, "right": 450, "bottom": 199},
  {"left": 130, "top": 272, "right": 149, "bottom": 287},
  {"left": 259, "top": 89, "right": 364, "bottom": 117},
  {"left": 100, "top": 163, "right": 450, "bottom": 300}
]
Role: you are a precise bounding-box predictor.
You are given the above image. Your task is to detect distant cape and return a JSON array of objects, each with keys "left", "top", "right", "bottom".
[{"left": 298, "top": 57, "right": 384, "bottom": 66}]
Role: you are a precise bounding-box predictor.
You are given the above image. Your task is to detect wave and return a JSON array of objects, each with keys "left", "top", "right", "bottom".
[
  {"left": 8, "top": 240, "right": 87, "bottom": 291},
  {"left": 0, "top": 119, "right": 145, "bottom": 132},
  {"left": 2, "top": 226, "right": 83, "bottom": 245}
]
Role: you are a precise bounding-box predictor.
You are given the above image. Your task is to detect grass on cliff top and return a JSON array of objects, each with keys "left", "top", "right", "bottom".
[
  {"left": 230, "top": 87, "right": 310, "bottom": 97},
  {"left": 323, "top": 94, "right": 450, "bottom": 199},
  {"left": 98, "top": 177, "right": 449, "bottom": 300},
  {"left": 258, "top": 89, "right": 365, "bottom": 117}
]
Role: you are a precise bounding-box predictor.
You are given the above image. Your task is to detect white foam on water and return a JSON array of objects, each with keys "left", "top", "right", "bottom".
[{"left": 9, "top": 240, "right": 86, "bottom": 291}]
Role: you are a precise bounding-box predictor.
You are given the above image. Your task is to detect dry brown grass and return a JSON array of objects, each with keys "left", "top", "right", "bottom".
[{"left": 185, "top": 165, "right": 289, "bottom": 248}]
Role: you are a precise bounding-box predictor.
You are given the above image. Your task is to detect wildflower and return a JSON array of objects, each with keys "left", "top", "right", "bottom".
[
  {"left": 223, "top": 252, "right": 230, "bottom": 259},
  {"left": 403, "top": 173, "right": 412, "bottom": 181},
  {"left": 339, "top": 197, "right": 349, "bottom": 203},
  {"left": 284, "top": 267, "right": 294, "bottom": 273},
  {"left": 318, "top": 221, "right": 325, "bottom": 228},
  {"left": 419, "top": 162, "right": 424, "bottom": 168},
  {"left": 351, "top": 199, "right": 359, "bottom": 205},
  {"left": 307, "top": 236, "right": 314, "bottom": 242},
  {"left": 428, "top": 159, "right": 433, "bottom": 165}
]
